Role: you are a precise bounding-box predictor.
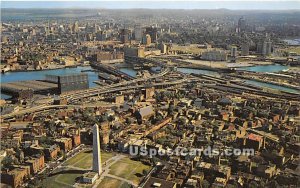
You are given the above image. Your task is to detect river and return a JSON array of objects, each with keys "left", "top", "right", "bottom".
[
  {"left": 236, "top": 64, "right": 289, "bottom": 72},
  {"left": 245, "top": 80, "right": 300, "bottom": 94}
]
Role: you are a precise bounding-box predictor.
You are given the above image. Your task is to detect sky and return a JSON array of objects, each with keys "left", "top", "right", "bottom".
[{"left": 1, "top": 1, "right": 300, "bottom": 10}]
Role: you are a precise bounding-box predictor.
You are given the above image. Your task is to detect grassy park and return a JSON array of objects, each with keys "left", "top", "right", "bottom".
[
  {"left": 44, "top": 149, "right": 114, "bottom": 187},
  {"left": 108, "top": 157, "right": 151, "bottom": 185},
  {"left": 63, "top": 149, "right": 115, "bottom": 169},
  {"left": 97, "top": 177, "right": 131, "bottom": 188},
  {"left": 44, "top": 148, "right": 150, "bottom": 187}
]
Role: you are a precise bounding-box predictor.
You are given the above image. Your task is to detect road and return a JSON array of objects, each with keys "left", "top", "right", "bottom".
[
  {"left": 60, "top": 68, "right": 170, "bottom": 100},
  {"left": 1, "top": 75, "right": 187, "bottom": 120},
  {"left": 1, "top": 103, "right": 120, "bottom": 120}
]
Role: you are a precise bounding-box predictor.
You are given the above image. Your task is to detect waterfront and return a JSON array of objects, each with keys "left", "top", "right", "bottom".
[
  {"left": 1, "top": 66, "right": 99, "bottom": 99},
  {"left": 237, "top": 64, "right": 289, "bottom": 72},
  {"left": 1, "top": 64, "right": 297, "bottom": 99},
  {"left": 245, "top": 80, "right": 300, "bottom": 94},
  {"left": 119, "top": 68, "right": 137, "bottom": 77},
  {"left": 283, "top": 38, "right": 300, "bottom": 46}
]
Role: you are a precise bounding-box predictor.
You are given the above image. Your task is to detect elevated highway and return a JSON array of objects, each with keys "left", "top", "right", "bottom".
[
  {"left": 1, "top": 77, "right": 186, "bottom": 120},
  {"left": 60, "top": 68, "right": 170, "bottom": 101},
  {"left": 68, "top": 78, "right": 187, "bottom": 102}
]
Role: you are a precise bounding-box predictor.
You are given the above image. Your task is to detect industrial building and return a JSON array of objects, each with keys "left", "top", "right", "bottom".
[{"left": 45, "top": 73, "right": 89, "bottom": 94}]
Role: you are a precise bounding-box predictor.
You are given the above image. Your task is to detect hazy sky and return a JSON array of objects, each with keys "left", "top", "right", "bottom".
[{"left": 2, "top": 1, "right": 300, "bottom": 10}]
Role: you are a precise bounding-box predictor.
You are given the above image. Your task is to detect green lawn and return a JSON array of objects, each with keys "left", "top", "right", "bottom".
[
  {"left": 44, "top": 149, "right": 115, "bottom": 187},
  {"left": 109, "top": 158, "right": 151, "bottom": 185},
  {"left": 63, "top": 149, "right": 114, "bottom": 169},
  {"left": 44, "top": 167, "right": 85, "bottom": 188},
  {"left": 43, "top": 176, "right": 71, "bottom": 188},
  {"left": 97, "top": 177, "right": 131, "bottom": 188},
  {"left": 47, "top": 150, "right": 148, "bottom": 187},
  {"left": 63, "top": 151, "right": 90, "bottom": 167},
  {"left": 56, "top": 172, "right": 82, "bottom": 185}
]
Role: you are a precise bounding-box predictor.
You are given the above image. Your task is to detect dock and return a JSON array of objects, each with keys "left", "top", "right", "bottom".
[{"left": 1, "top": 80, "right": 58, "bottom": 96}]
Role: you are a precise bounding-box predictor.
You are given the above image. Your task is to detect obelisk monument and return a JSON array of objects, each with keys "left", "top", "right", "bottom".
[{"left": 92, "top": 124, "right": 102, "bottom": 175}]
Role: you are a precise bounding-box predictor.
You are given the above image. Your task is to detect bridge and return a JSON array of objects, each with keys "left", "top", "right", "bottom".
[{"left": 90, "top": 62, "right": 135, "bottom": 81}]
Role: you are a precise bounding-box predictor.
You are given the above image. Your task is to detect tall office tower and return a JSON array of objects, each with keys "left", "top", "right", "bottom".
[
  {"left": 261, "top": 41, "right": 272, "bottom": 56},
  {"left": 142, "top": 34, "right": 151, "bottom": 46},
  {"left": 265, "top": 41, "right": 272, "bottom": 56},
  {"left": 72, "top": 21, "right": 79, "bottom": 33},
  {"left": 145, "top": 27, "right": 158, "bottom": 42},
  {"left": 120, "top": 28, "right": 130, "bottom": 43},
  {"left": 160, "top": 42, "right": 167, "bottom": 54},
  {"left": 134, "top": 24, "right": 143, "bottom": 41},
  {"left": 238, "top": 17, "right": 246, "bottom": 33},
  {"left": 241, "top": 43, "right": 250, "bottom": 56},
  {"left": 231, "top": 46, "right": 238, "bottom": 57},
  {"left": 92, "top": 124, "right": 102, "bottom": 175}
]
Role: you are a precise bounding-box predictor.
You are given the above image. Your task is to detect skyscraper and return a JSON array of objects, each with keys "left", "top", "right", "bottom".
[
  {"left": 231, "top": 46, "right": 238, "bottom": 57},
  {"left": 134, "top": 24, "right": 143, "bottom": 42},
  {"left": 145, "top": 27, "right": 158, "bottom": 43},
  {"left": 120, "top": 29, "right": 130, "bottom": 43},
  {"left": 92, "top": 124, "right": 102, "bottom": 175},
  {"left": 238, "top": 17, "right": 246, "bottom": 33},
  {"left": 72, "top": 21, "right": 79, "bottom": 33},
  {"left": 241, "top": 43, "right": 250, "bottom": 56},
  {"left": 142, "top": 34, "right": 151, "bottom": 46}
]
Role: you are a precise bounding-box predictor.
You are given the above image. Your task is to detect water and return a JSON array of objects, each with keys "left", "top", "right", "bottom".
[
  {"left": 177, "top": 67, "right": 299, "bottom": 94},
  {"left": 119, "top": 68, "right": 137, "bottom": 77},
  {"left": 1, "top": 65, "right": 297, "bottom": 99},
  {"left": 1, "top": 66, "right": 99, "bottom": 99},
  {"left": 245, "top": 80, "right": 300, "bottom": 94},
  {"left": 283, "top": 39, "right": 300, "bottom": 46},
  {"left": 237, "top": 64, "right": 289, "bottom": 72}
]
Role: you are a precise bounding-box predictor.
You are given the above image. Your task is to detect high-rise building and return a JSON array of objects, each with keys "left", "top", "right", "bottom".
[
  {"left": 160, "top": 43, "right": 167, "bottom": 54},
  {"left": 257, "top": 40, "right": 272, "bottom": 56},
  {"left": 231, "top": 46, "right": 238, "bottom": 57},
  {"left": 145, "top": 27, "right": 158, "bottom": 42},
  {"left": 238, "top": 17, "right": 246, "bottom": 33},
  {"left": 142, "top": 34, "right": 151, "bottom": 46},
  {"left": 92, "top": 124, "right": 102, "bottom": 175},
  {"left": 120, "top": 29, "right": 130, "bottom": 43},
  {"left": 72, "top": 21, "right": 79, "bottom": 33},
  {"left": 241, "top": 43, "right": 250, "bottom": 56},
  {"left": 134, "top": 24, "right": 143, "bottom": 41},
  {"left": 265, "top": 41, "right": 272, "bottom": 56}
]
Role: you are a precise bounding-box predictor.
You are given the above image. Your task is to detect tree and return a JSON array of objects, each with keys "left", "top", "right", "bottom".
[
  {"left": 249, "top": 181, "right": 259, "bottom": 188},
  {"left": 142, "top": 169, "right": 148, "bottom": 176},
  {"left": 1, "top": 155, "right": 14, "bottom": 168},
  {"left": 99, "top": 115, "right": 108, "bottom": 123},
  {"left": 126, "top": 118, "right": 133, "bottom": 125},
  {"left": 201, "top": 180, "right": 210, "bottom": 188},
  {"left": 168, "top": 105, "right": 175, "bottom": 114},
  {"left": 108, "top": 115, "right": 115, "bottom": 122}
]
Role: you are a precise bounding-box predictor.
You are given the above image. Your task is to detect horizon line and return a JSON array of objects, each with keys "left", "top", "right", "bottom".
[
  {"left": 2, "top": 7, "right": 300, "bottom": 11},
  {"left": 2, "top": 1, "right": 300, "bottom": 10}
]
